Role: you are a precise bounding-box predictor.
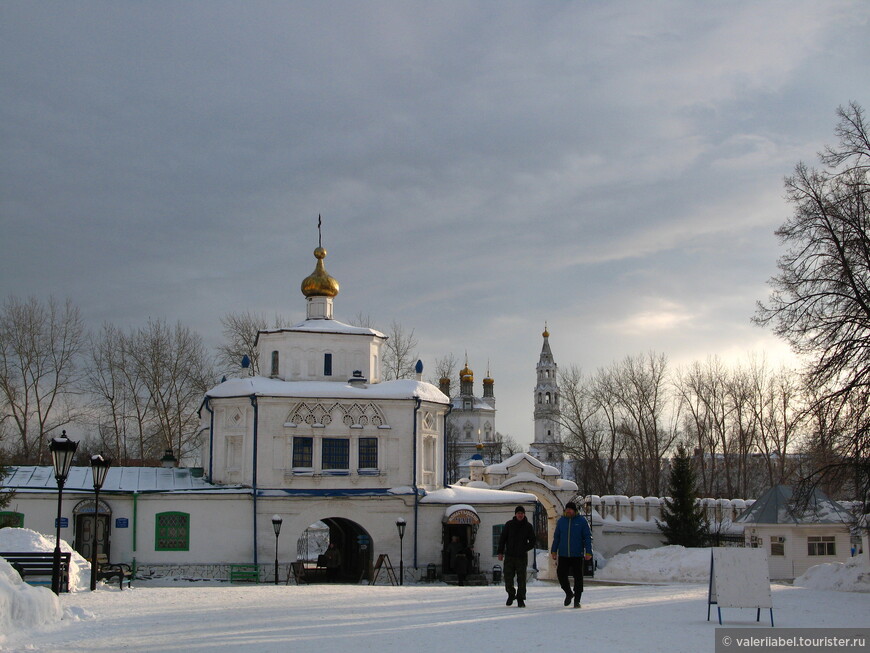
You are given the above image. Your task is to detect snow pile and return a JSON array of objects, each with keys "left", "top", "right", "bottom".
[
  {"left": 0, "top": 527, "right": 91, "bottom": 591},
  {"left": 0, "top": 556, "right": 62, "bottom": 643},
  {"left": 794, "top": 557, "right": 870, "bottom": 593},
  {"left": 596, "top": 545, "right": 712, "bottom": 583}
]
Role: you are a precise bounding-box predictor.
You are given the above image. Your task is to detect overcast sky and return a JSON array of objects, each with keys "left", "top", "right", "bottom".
[{"left": 2, "top": 1, "right": 869, "bottom": 447}]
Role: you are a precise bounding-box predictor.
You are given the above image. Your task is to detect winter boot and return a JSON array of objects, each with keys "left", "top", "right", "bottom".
[
  {"left": 563, "top": 592, "right": 573, "bottom": 607},
  {"left": 506, "top": 590, "right": 516, "bottom": 606}
]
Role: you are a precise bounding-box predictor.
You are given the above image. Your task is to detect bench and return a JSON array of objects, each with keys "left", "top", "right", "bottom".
[
  {"left": 96, "top": 554, "right": 133, "bottom": 589},
  {"left": 1, "top": 551, "right": 71, "bottom": 593},
  {"left": 289, "top": 560, "right": 328, "bottom": 584},
  {"left": 228, "top": 563, "right": 261, "bottom": 583}
]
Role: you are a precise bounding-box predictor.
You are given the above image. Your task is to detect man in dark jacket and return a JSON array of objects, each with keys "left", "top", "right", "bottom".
[
  {"left": 550, "top": 501, "right": 592, "bottom": 608},
  {"left": 497, "top": 505, "right": 536, "bottom": 608}
]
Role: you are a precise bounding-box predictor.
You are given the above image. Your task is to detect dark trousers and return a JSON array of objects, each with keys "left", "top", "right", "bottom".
[
  {"left": 503, "top": 555, "right": 528, "bottom": 600},
  {"left": 556, "top": 556, "right": 584, "bottom": 598}
]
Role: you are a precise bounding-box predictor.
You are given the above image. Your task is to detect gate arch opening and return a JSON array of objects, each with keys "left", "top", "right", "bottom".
[{"left": 296, "top": 517, "right": 373, "bottom": 582}]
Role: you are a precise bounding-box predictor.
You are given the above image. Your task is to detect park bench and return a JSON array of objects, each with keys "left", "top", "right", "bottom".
[
  {"left": 228, "top": 563, "right": 261, "bottom": 583},
  {"left": 96, "top": 553, "right": 133, "bottom": 589},
  {"left": 1, "top": 551, "right": 71, "bottom": 592}
]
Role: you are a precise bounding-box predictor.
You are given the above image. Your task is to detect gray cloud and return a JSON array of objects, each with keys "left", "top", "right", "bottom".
[{"left": 2, "top": 0, "right": 868, "bottom": 443}]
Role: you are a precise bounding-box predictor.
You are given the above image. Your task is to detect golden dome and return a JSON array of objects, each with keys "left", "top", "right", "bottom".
[
  {"left": 542, "top": 322, "right": 550, "bottom": 338},
  {"left": 459, "top": 364, "right": 473, "bottom": 381},
  {"left": 301, "top": 247, "right": 340, "bottom": 298}
]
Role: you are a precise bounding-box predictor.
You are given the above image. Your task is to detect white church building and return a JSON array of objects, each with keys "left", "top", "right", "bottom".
[{"left": 2, "top": 242, "right": 537, "bottom": 583}]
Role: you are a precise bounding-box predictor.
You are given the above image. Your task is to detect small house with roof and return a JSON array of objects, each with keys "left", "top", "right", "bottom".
[{"left": 736, "top": 484, "right": 852, "bottom": 580}]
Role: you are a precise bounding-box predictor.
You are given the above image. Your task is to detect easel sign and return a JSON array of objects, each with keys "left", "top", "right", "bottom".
[
  {"left": 369, "top": 554, "right": 398, "bottom": 586},
  {"left": 707, "top": 548, "right": 774, "bottom": 626}
]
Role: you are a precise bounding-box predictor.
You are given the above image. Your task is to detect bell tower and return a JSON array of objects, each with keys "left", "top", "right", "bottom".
[{"left": 529, "top": 324, "right": 564, "bottom": 469}]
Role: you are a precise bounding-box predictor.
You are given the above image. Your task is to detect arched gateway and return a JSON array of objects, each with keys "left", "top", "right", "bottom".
[{"left": 297, "top": 517, "right": 373, "bottom": 582}]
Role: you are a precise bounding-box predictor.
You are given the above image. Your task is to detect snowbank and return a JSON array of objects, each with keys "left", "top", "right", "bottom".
[
  {"left": 794, "top": 557, "right": 870, "bottom": 593},
  {"left": 0, "top": 556, "right": 62, "bottom": 643},
  {"left": 0, "top": 527, "right": 91, "bottom": 591},
  {"left": 596, "top": 545, "right": 712, "bottom": 583}
]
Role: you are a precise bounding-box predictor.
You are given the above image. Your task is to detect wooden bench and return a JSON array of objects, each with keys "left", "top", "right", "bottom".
[
  {"left": 1, "top": 551, "right": 71, "bottom": 593},
  {"left": 96, "top": 554, "right": 133, "bottom": 589},
  {"left": 289, "top": 560, "right": 328, "bottom": 584},
  {"left": 228, "top": 563, "right": 261, "bottom": 583}
]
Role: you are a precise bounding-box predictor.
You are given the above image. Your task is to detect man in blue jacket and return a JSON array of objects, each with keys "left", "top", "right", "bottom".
[{"left": 550, "top": 501, "right": 592, "bottom": 608}]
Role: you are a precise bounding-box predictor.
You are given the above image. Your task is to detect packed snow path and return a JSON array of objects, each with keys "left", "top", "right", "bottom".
[{"left": 4, "top": 581, "right": 868, "bottom": 653}]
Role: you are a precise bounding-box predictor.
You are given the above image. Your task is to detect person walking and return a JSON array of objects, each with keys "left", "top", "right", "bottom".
[
  {"left": 550, "top": 501, "right": 592, "bottom": 608},
  {"left": 497, "top": 505, "right": 537, "bottom": 608}
]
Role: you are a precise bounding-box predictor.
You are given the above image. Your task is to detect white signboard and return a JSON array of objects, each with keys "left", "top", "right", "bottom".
[{"left": 708, "top": 548, "right": 773, "bottom": 626}]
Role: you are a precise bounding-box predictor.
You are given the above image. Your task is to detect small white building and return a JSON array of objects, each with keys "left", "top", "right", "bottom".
[{"left": 736, "top": 484, "right": 853, "bottom": 580}]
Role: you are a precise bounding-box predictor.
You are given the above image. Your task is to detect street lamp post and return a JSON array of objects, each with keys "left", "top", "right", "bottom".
[
  {"left": 49, "top": 430, "right": 78, "bottom": 595},
  {"left": 395, "top": 518, "right": 406, "bottom": 586},
  {"left": 89, "top": 454, "right": 111, "bottom": 591},
  {"left": 272, "top": 515, "right": 283, "bottom": 585}
]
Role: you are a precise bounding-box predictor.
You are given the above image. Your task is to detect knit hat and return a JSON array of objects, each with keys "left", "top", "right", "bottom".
[
  {"left": 565, "top": 501, "right": 578, "bottom": 512},
  {"left": 514, "top": 505, "right": 526, "bottom": 514}
]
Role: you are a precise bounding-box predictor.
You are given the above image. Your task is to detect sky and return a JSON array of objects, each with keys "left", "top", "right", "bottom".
[{"left": 2, "top": 1, "right": 869, "bottom": 448}]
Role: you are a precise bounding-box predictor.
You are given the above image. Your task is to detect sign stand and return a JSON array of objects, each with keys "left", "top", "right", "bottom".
[
  {"left": 369, "top": 554, "right": 398, "bottom": 586},
  {"left": 707, "top": 548, "right": 774, "bottom": 626}
]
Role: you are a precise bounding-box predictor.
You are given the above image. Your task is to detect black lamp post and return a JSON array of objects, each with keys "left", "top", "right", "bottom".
[
  {"left": 89, "top": 454, "right": 111, "bottom": 591},
  {"left": 395, "top": 518, "right": 406, "bottom": 586},
  {"left": 49, "top": 430, "right": 78, "bottom": 595},
  {"left": 271, "top": 514, "right": 283, "bottom": 585}
]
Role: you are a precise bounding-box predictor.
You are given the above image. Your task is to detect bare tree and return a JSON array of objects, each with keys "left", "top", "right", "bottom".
[
  {"left": 127, "top": 319, "right": 216, "bottom": 461},
  {"left": 429, "top": 353, "right": 458, "bottom": 388},
  {"left": 755, "top": 102, "right": 870, "bottom": 509},
  {"left": 216, "top": 311, "right": 290, "bottom": 377},
  {"left": 0, "top": 296, "right": 85, "bottom": 463},
  {"left": 613, "top": 352, "right": 679, "bottom": 496},
  {"left": 381, "top": 320, "right": 419, "bottom": 381},
  {"left": 84, "top": 323, "right": 153, "bottom": 463}
]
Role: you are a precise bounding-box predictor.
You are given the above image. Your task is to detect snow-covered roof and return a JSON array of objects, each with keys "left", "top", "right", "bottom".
[
  {"left": 736, "top": 485, "right": 851, "bottom": 525},
  {"left": 4, "top": 466, "right": 244, "bottom": 494},
  {"left": 257, "top": 318, "right": 386, "bottom": 340},
  {"left": 420, "top": 485, "right": 536, "bottom": 505},
  {"left": 486, "top": 452, "right": 561, "bottom": 477},
  {"left": 206, "top": 376, "right": 449, "bottom": 404},
  {"left": 450, "top": 397, "right": 495, "bottom": 412}
]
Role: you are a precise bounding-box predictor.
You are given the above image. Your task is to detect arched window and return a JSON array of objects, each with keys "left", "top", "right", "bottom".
[
  {"left": 324, "top": 353, "right": 333, "bottom": 376},
  {"left": 155, "top": 512, "right": 190, "bottom": 551},
  {"left": 545, "top": 392, "right": 551, "bottom": 404},
  {"left": 271, "top": 351, "right": 279, "bottom": 377}
]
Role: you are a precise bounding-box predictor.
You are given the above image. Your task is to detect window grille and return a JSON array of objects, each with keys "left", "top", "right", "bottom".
[
  {"left": 293, "top": 437, "right": 313, "bottom": 468},
  {"left": 155, "top": 512, "right": 190, "bottom": 551},
  {"left": 322, "top": 438, "right": 349, "bottom": 470},
  {"left": 359, "top": 437, "right": 378, "bottom": 469}
]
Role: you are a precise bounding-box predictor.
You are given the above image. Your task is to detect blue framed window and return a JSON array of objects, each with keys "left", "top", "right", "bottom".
[
  {"left": 359, "top": 437, "right": 378, "bottom": 469},
  {"left": 293, "top": 437, "right": 313, "bottom": 468},
  {"left": 324, "top": 353, "right": 333, "bottom": 376},
  {"left": 322, "top": 438, "right": 349, "bottom": 470}
]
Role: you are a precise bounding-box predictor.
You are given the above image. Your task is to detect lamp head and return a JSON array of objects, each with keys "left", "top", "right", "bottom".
[
  {"left": 49, "top": 430, "right": 78, "bottom": 482},
  {"left": 90, "top": 453, "right": 111, "bottom": 490}
]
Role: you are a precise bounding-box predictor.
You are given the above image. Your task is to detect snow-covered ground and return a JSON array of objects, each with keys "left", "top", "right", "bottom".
[{"left": 2, "top": 530, "right": 868, "bottom": 653}]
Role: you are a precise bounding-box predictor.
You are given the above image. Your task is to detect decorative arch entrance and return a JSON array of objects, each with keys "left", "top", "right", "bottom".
[
  {"left": 72, "top": 498, "right": 112, "bottom": 560},
  {"left": 296, "top": 517, "right": 373, "bottom": 582}
]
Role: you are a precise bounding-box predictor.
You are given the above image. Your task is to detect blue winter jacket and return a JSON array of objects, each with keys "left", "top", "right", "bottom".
[{"left": 550, "top": 514, "right": 592, "bottom": 558}]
